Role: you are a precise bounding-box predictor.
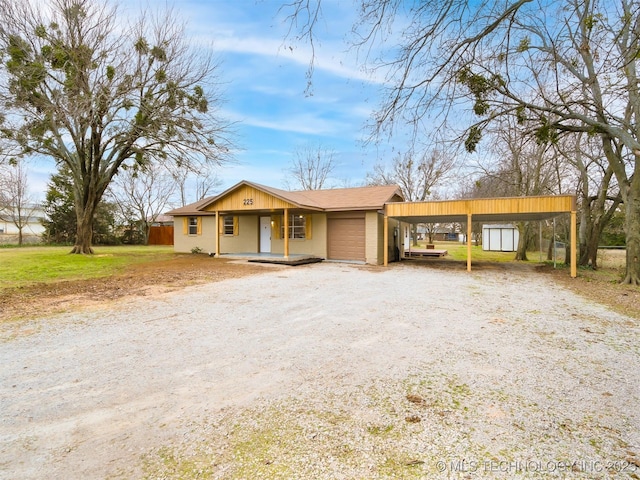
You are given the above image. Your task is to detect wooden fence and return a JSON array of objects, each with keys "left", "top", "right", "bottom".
[{"left": 148, "top": 225, "right": 174, "bottom": 245}]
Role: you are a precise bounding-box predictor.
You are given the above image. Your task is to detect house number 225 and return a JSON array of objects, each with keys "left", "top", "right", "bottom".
[{"left": 243, "top": 198, "right": 254, "bottom": 206}]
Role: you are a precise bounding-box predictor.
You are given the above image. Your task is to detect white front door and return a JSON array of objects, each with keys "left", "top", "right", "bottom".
[
  {"left": 259, "top": 216, "right": 271, "bottom": 253},
  {"left": 403, "top": 225, "right": 410, "bottom": 250}
]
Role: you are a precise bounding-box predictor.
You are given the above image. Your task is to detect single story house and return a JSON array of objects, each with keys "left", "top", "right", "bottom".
[{"left": 166, "top": 180, "right": 406, "bottom": 264}]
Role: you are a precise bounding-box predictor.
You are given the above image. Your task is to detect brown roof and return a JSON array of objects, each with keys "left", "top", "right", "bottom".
[
  {"left": 165, "top": 195, "right": 218, "bottom": 216},
  {"left": 286, "top": 184, "right": 404, "bottom": 211},
  {"left": 166, "top": 180, "right": 403, "bottom": 215}
]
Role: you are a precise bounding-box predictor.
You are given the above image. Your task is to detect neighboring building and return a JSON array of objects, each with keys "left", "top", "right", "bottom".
[
  {"left": 166, "top": 180, "right": 405, "bottom": 264},
  {"left": 150, "top": 214, "right": 174, "bottom": 227},
  {"left": 482, "top": 224, "right": 519, "bottom": 252},
  {"left": 432, "top": 227, "right": 460, "bottom": 242},
  {"left": 0, "top": 203, "right": 46, "bottom": 238}
]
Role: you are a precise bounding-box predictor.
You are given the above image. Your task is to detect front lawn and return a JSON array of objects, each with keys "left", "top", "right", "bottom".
[{"left": 0, "top": 245, "right": 176, "bottom": 290}]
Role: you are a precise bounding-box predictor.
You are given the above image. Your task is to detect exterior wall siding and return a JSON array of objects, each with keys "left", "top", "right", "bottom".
[
  {"left": 173, "top": 216, "right": 217, "bottom": 253},
  {"left": 365, "top": 213, "right": 402, "bottom": 265},
  {"left": 203, "top": 185, "right": 297, "bottom": 211},
  {"left": 386, "top": 195, "right": 576, "bottom": 217},
  {"left": 270, "top": 213, "right": 327, "bottom": 257},
  {"left": 365, "top": 211, "right": 380, "bottom": 265},
  {"left": 220, "top": 215, "right": 259, "bottom": 253}
]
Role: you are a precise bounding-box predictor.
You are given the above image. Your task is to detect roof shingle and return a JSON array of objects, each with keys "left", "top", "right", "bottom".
[{"left": 166, "top": 180, "right": 403, "bottom": 215}]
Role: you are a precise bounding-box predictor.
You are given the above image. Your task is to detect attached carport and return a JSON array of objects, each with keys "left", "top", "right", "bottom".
[{"left": 383, "top": 195, "right": 578, "bottom": 277}]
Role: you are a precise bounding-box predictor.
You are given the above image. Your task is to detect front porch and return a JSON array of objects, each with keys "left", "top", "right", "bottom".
[{"left": 218, "top": 252, "right": 324, "bottom": 266}]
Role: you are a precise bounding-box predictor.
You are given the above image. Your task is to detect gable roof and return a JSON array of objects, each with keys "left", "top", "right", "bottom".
[{"left": 166, "top": 180, "right": 404, "bottom": 216}]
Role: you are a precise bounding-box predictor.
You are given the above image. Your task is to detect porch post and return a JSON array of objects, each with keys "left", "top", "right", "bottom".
[
  {"left": 215, "top": 210, "right": 220, "bottom": 257},
  {"left": 467, "top": 213, "right": 472, "bottom": 272},
  {"left": 383, "top": 213, "right": 389, "bottom": 266},
  {"left": 570, "top": 210, "right": 577, "bottom": 278},
  {"left": 283, "top": 208, "right": 289, "bottom": 259}
]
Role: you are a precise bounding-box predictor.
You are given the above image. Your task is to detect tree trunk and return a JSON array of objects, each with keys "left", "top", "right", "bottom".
[
  {"left": 18, "top": 227, "right": 23, "bottom": 246},
  {"left": 143, "top": 221, "right": 151, "bottom": 245},
  {"left": 622, "top": 180, "right": 640, "bottom": 285},
  {"left": 70, "top": 191, "right": 99, "bottom": 254},
  {"left": 578, "top": 195, "right": 592, "bottom": 267},
  {"left": 515, "top": 222, "right": 530, "bottom": 261},
  {"left": 71, "top": 219, "right": 95, "bottom": 254},
  {"left": 578, "top": 165, "right": 621, "bottom": 269},
  {"left": 580, "top": 231, "right": 600, "bottom": 269}
]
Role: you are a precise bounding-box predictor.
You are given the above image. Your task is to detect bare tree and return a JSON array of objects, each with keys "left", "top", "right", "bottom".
[
  {"left": 473, "top": 116, "right": 560, "bottom": 260},
  {"left": 110, "top": 163, "right": 177, "bottom": 244},
  {"left": 367, "top": 149, "right": 454, "bottom": 244},
  {"left": 283, "top": 0, "right": 640, "bottom": 283},
  {"left": 0, "top": 161, "right": 39, "bottom": 245},
  {"left": 0, "top": 0, "right": 232, "bottom": 254},
  {"left": 367, "top": 149, "right": 454, "bottom": 202},
  {"left": 559, "top": 133, "right": 622, "bottom": 269},
  {"left": 285, "top": 143, "right": 337, "bottom": 190},
  {"left": 171, "top": 163, "right": 222, "bottom": 206}
]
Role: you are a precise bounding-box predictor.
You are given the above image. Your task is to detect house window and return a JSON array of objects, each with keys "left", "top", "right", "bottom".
[
  {"left": 282, "top": 214, "right": 306, "bottom": 239},
  {"left": 223, "top": 215, "right": 235, "bottom": 235},
  {"left": 188, "top": 217, "right": 198, "bottom": 235}
]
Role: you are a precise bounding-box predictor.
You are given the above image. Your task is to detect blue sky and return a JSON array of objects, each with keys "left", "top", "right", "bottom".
[{"left": 27, "top": 0, "right": 408, "bottom": 200}]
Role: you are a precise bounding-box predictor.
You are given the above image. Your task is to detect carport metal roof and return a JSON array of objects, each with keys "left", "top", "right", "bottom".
[{"left": 383, "top": 195, "right": 578, "bottom": 277}]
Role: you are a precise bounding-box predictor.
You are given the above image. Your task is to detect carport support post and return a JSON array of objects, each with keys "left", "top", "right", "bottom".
[
  {"left": 215, "top": 210, "right": 220, "bottom": 257},
  {"left": 467, "top": 213, "right": 472, "bottom": 272},
  {"left": 571, "top": 210, "right": 577, "bottom": 278},
  {"left": 383, "top": 214, "right": 388, "bottom": 266},
  {"left": 284, "top": 208, "right": 289, "bottom": 259}
]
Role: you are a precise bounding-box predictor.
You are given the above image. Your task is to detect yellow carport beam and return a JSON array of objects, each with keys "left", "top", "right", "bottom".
[
  {"left": 467, "top": 213, "right": 472, "bottom": 272},
  {"left": 571, "top": 210, "right": 577, "bottom": 278},
  {"left": 383, "top": 214, "right": 388, "bottom": 266}
]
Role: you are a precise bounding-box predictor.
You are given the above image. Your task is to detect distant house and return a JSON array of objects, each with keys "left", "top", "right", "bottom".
[
  {"left": 150, "top": 214, "right": 174, "bottom": 227},
  {"left": 432, "top": 227, "right": 460, "bottom": 242},
  {"left": 166, "top": 180, "right": 405, "bottom": 264}
]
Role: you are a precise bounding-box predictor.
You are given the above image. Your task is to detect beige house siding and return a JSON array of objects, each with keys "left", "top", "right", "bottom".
[
  {"left": 270, "top": 213, "right": 327, "bottom": 257},
  {"left": 173, "top": 216, "right": 217, "bottom": 253},
  {"left": 365, "top": 211, "right": 380, "bottom": 265},
  {"left": 364, "top": 212, "right": 402, "bottom": 265},
  {"left": 219, "top": 215, "right": 259, "bottom": 253},
  {"left": 172, "top": 212, "right": 401, "bottom": 264}
]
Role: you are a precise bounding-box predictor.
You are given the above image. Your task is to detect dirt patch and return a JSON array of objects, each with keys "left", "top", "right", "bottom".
[
  {"left": 537, "top": 264, "right": 640, "bottom": 320},
  {"left": 0, "top": 255, "right": 271, "bottom": 322}
]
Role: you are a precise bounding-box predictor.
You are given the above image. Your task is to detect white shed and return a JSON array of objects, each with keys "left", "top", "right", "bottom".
[{"left": 482, "top": 224, "right": 519, "bottom": 252}]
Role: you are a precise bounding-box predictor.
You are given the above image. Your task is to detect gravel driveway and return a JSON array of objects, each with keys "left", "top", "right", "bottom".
[{"left": 1, "top": 262, "right": 639, "bottom": 479}]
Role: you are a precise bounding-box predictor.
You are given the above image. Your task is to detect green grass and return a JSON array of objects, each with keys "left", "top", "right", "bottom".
[
  {"left": 0, "top": 245, "right": 176, "bottom": 290},
  {"left": 414, "top": 241, "right": 556, "bottom": 263}
]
